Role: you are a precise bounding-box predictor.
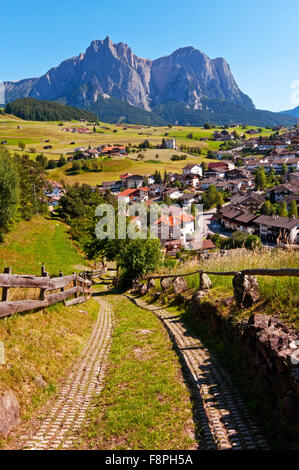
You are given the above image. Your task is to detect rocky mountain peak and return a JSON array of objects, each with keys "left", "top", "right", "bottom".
[{"left": 4, "top": 37, "right": 254, "bottom": 112}]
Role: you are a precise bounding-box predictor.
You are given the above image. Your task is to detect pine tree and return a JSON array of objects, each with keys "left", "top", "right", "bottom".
[
  {"left": 0, "top": 148, "right": 19, "bottom": 237},
  {"left": 278, "top": 201, "right": 288, "bottom": 217},
  {"left": 261, "top": 200, "right": 273, "bottom": 216},
  {"left": 255, "top": 168, "right": 267, "bottom": 190},
  {"left": 288, "top": 199, "right": 298, "bottom": 218}
]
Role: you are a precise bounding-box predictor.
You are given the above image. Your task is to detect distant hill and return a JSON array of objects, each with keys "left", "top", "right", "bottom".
[
  {"left": 4, "top": 37, "right": 296, "bottom": 127},
  {"left": 5, "top": 98, "right": 98, "bottom": 122},
  {"left": 280, "top": 105, "right": 299, "bottom": 119},
  {"left": 87, "top": 95, "right": 168, "bottom": 125},
  {"left": 154, "top": 99, "right": 296, "bottom": 127}
]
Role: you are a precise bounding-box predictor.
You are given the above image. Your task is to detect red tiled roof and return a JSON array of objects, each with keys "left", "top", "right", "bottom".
[{"left": 118, "top": 189, "right": 137, "bottom": 197}]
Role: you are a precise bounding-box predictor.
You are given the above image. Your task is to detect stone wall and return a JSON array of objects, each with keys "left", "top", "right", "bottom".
[{"left": 189, "top": 296, "right": 299, "bottom": 423}]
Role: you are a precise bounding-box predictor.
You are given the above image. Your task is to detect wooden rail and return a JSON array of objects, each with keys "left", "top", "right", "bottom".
[
  {"left": 0, "top": 265, "right": 92, "bottom": 318},
  {"left": 146, "top": 267, "right": 299, "bottom": 281},
  {"left": 82, "top": 267, "right": 107, "bottom": 280}
]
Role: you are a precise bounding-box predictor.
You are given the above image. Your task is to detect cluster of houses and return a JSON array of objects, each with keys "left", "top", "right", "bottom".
[
  {"left": 98, "top": 151, "right": 299, "bottom": 248},
  {"left": 62, "top": 127, "right": 91, "bottom": 134},
  {"left": 217, "top": 181, "right": 299, "bottom": 244},
  {"left": 67, "top": 145, "right": 127, "bottom": 161},
  {"left": 44, "top": 180, "right": 65, "bottom": 210},
  {"left": 219, "top": 205, "right": 299, "bottom": 244},
  {"left": 47, "top": 125, "right": 299, "bottom": 252}
]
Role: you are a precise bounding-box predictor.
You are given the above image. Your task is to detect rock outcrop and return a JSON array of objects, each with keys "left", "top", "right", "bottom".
[
  {"left": 138, "top": 283, "right": 148, "bottom": 296},
  {"left": 147, "top": 279, "right": 156, "bottom": 290},
  {"left": 172, "top": 277, "right": 188, "bottom": 295},
  {"left": 161, "top": 277, "right": 172, "bottom": 291},
  {"left": 0, "top": 390, "right": 20, "bottom": 438},
  {"left": 200, "top": 273, "right": 212, "bottom": 291},
  {"left": 233, "top": 273, "right": 260, "bottom": 308}
]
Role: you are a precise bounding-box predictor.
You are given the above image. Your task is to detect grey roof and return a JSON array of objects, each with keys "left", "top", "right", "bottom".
[
  {"left": 180, "top": 193, "right": 197, "bottom": 200},
  {"left": 254, "top": 215, "right": 299, "bottom": 229}
]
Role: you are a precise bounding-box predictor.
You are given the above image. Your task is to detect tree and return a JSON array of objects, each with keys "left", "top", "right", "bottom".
[
  {"left": 164, "top": 195, "right": 171, "bottom": 206},
  {"left": 255, "top": 167, "right": 267, "bottom": 190},
  {"left": 58, "top": 155, "right": 66, "bottom": 167},
  {"left": 154, "top": 170, "right": 162, "bottom": 184},
  {"left": 47, "top": 159, "right": 57, "bottom": 169},
  {"left": 281, "top": 164, "right": 288, "bottom": 176},
  {"left": 36, "top": 153, "right": 48, "bottom": 169},
  {"left": 204, "top": 123, "right": 211, "bottom": 129},
  {"left": 15, "top": 153, "right": 48, "bottom": 220},
  {"left": 201, "top": 161, "right": 208, "bottom": 174},
  {"left": 288, "top": 199, "right": 298, "bottom": 218},
  {"left": 117, "top": 238, "right": 162, "bottom": 285},
  {"left": 261, "top": 200, "right": 274, "bottom": 215},
  {"left": 72, "top": 160, "right": 81, "bottom": 172},
  {"left": 278, "top": 201, "right": 288, "bottom": 217},
  {"left": 215, "top": 192, "right": 223, "bottom": 210},
  {"left": 139, "top": 140, "right": 150, "bottom": 149},
  {"left": 245, "top": 235, "right": 262, "bottom": 250},
  {"left": 18, "top": 141, "right": 26, "bottom": 151},
  {"left": 0, "top": 148, "right": 19, "bottom": 238}
]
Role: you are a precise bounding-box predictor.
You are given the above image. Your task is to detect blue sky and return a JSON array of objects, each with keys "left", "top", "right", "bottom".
[{"left": 1, "top": 0, "right": 298, "bottom": 111}]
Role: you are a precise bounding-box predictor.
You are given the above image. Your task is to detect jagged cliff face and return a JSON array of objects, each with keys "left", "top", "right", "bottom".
[
  {"left": 4, "top": 36, "right": 254, "bottom": 111},
  {"left": 150, "top": 47, "right": 253, "bottom": 109}
]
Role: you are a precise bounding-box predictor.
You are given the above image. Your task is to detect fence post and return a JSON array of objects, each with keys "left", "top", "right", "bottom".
[
  {"left": 39, "top": 264, "right": 48, "bottom": 301},
  {"left": 41, "top": 263, "right": 46, "bottom": 277},
  {"left": 59, "top": 271, "right": 64, "bottom": 293},
  {"left": 73, "top": 272, "right": 78, "bottom": 298},
  {"left": 2, "top": 267, "right": 12, "bottom": 302},
  {"left": 199, "top": 270, "right": 203, "bottom": 290}
]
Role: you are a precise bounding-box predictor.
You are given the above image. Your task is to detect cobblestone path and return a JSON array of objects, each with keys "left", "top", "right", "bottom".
[
  {"left": 128, "top": 295, "right": 269, "bottom": 450},
  {"left": 22, "top": 299, "right": 113, "bottom": 450}
]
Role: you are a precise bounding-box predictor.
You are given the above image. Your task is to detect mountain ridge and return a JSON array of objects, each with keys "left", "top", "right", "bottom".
[{"left": 3, "top": 37, "right": 296, "bottom": 127}]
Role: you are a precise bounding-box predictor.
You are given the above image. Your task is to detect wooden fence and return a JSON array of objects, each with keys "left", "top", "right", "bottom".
[
  {"left": 145, "top": 267, "right": 299, "bottom": 289},
  {"left": 0, "top": 264, "right": 92, "bottom": 318},
  {"left": 82, "top": 267, "right": 107, "bottom": 280}
]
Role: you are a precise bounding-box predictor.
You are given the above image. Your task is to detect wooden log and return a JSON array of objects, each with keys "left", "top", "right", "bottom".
[
  {"left": 76, "top": 275, "right": 92, "bottom": 286},
  {"left": 0, "top": 274, "right": 52, "bottom": 289},
  {"left": 0, "top": 273, "right": 91, "bottom": 290},
  {"left": 47, "top": 286, "right": 84, "bottom": 305},
  {"left": 0, "top": 286, "right": 84, "bottom": 317},
  {"left": 48, "top": 274, "right": 77, "bottom": 290},
  {"left": 203, "top": 271, "right": 241, "bottom": 277},
  {"left": 64, "top": 296, "right": 87, "bottom": 307},
  {"left": 241, "top": 268, "right": 299, "bottom": 277},
  {"left": 1, "top": 268, "right": 11, "bottom": 301},
  {"left": 146, "top": 270, "right": 200, "bottom": 280},
  {"left": 0, "top": 299, "right": 48, "bottom": 317},
  {"left": 204, "top": 268, "right": 299, "bottom": 277}
]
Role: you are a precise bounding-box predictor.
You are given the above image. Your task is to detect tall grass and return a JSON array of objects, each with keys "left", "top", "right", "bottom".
[{"left": 157, "top": 248, "right": 299, "bottom": 326}]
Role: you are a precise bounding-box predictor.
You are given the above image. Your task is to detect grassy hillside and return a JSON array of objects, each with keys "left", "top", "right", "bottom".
[
  {"left": 48, "top": 152, "right": 210, "bottom": 185},
  {"left": 0, "top": 217, "right": 87, "bottom": 275},
  {"left": 0, "top": 217, "right": 99, "bottom": 447}
]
